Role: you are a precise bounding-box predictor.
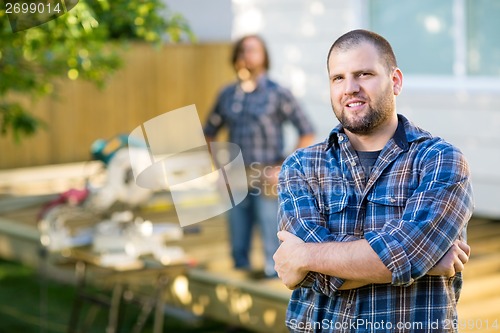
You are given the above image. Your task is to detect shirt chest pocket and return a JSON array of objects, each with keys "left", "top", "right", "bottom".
[
  {"left": 366, "top": 184, "right": 412, "bottom": 207},
  {"left": 316, "top": 176, "right": 349, "bottom": 215},
  {"left": 366, "top": 186, "right": 412, "bottom": 229}
]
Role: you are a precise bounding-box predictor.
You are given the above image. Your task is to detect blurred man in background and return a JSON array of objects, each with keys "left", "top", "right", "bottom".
[{"left": 204, "top": 35, "right": 315, "bottom": 278}]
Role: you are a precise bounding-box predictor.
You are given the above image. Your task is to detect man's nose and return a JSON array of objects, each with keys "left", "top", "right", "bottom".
[{"left": 344, "top": 78, "right": 360, "bottom": 95}]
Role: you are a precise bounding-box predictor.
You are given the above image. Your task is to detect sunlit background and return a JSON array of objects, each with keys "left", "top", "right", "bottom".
[{"left": 1, "top": 0, "right": 500, "bottom": 332}]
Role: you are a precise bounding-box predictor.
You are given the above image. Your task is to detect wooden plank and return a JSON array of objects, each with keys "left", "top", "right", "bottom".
[
  {"left": 0, "top": 217, "right": 39, "bottom": 241},
  {"left": 0, "top": 194, "right": 57, "bottom": 214},
  {"left": 0, "top": 161, "right": 102, "bottom": 196},
  {"left": 469, "top": 238, "right": 500, "bottom": 256},
  {"left": 460, "top": 273, "right": 500, "bottom": 303},
  {"left": 463, "top": 252, "right": 500, "bottom": 279},
  {"left": 458, "top": 298, "right": 500, "bottom": 333},
  {"left": 467, "top": 220, "right": 500, "bottom": 241}
]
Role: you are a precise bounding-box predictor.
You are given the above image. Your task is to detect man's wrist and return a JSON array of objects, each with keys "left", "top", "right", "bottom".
[{"left": 300, "top": 242, "right": 318, "bottom": 273}]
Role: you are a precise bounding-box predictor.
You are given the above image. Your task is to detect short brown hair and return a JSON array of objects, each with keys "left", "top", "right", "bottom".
[{"left": 327, "top": 29, "right": 397, "bottom": 73}]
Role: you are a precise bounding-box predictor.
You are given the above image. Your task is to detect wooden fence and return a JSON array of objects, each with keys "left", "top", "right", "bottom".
[{"left": 0, "top": 42, "right": 234, "bottom": 169}]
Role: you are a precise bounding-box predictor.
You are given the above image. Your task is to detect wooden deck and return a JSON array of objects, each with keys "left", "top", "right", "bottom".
[
  {"left": 1, "top": 163, "right": 500, "bottom": 332},
  {"left": 457, "top": 217, "right": 500, "bottom": 332}
]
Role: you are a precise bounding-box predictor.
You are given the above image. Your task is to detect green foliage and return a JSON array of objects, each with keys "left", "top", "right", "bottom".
[
  {"left": 0, "top": 102, "right": 44, "bottom": 141},
  {"left": 0, "top": 0, "right": 195, "bottom": 141}
]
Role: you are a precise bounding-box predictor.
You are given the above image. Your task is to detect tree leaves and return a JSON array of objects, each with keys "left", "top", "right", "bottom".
[{"left": 0, "top": 0, "right": 194, "bottom": 141}]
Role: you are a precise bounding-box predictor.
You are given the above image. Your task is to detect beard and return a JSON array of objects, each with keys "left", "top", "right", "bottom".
[{"left": 332, "top": 85, "right": 394, "bottom": 135}]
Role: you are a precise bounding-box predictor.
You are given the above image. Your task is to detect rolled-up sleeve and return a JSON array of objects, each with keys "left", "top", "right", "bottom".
[{"left": 365, "top": 144, "right": 474, "bottom": 286}]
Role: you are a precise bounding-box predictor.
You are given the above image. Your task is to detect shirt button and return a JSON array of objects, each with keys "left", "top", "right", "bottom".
[
  {"left": 338, "top": 135, "right": 344, "bottom": 142},
  {"left": 389, "top": 197, "right": 397, "bottom": 203},
  {"left": 350, "top": 161, "right": 356, "bottom": 167}
]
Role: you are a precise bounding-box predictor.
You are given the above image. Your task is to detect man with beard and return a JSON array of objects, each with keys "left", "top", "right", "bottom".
[{"left": 273, "top": 30, "right": 474, "bottom": 332}]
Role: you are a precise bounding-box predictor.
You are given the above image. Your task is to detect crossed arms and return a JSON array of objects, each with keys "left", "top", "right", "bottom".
[
  {"left": 274, "top": 231, "right": 470, "bottom": 290},
  {"left": 273, "top": 145, "right": 474, "bottom": 291}
]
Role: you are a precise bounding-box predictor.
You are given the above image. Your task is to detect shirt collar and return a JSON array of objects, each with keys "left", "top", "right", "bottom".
[
  {"left": 325, "top": 114, "right": 430, "bottom": 151},
  {"left": 234, "top": 73, "right": 269, "bottom": 93},
  {"left": 255, "top": 73, "right": 269, "bottom": 90}
]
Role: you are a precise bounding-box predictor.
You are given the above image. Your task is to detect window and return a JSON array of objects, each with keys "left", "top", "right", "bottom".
[
  {"left": 467, "top": 0, "right": 500, "bottom": 76},
  {"left": 369, "top": 0, "right": 500, "bottom": 77}
]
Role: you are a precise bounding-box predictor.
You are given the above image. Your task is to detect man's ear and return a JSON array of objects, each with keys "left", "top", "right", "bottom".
[{"left": 392, "top": 67, "right": 403, "bottom": 96}]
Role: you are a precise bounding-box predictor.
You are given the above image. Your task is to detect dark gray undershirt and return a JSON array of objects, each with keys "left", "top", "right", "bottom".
[{"left": 356, "top": 150, "right": 382, "bottom": 179}]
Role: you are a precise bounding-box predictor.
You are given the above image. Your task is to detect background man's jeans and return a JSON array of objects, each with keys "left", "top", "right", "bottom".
[{"left": 227, "top": 188, "right": 279, "bottom": 277}]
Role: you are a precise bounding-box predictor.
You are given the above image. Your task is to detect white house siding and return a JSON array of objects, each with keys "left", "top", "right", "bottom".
[
  {"left": 231, "top": 0, "right": 500, "bottom": 218},
  {"left": 167, "top": 0, "right": 233, "bottom": 42},
  {"left": 399, "top": 90, "right": 500, "bottom": 218}
]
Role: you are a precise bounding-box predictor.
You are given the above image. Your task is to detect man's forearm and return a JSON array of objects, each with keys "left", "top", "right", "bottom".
[
  {"left": 301, "top": 239, "right": 392, "bottom": 284},
  {"left": 275, "top": 227, "right": 470, "bottom": 290}
]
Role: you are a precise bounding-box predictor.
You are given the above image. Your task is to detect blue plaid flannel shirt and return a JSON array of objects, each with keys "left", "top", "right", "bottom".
[
  {"left": 278, "top": 114, "right": 474, "bottom": 333},
  {"left": 204, "top": 75, "right": 314, "bottom": 166}
]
